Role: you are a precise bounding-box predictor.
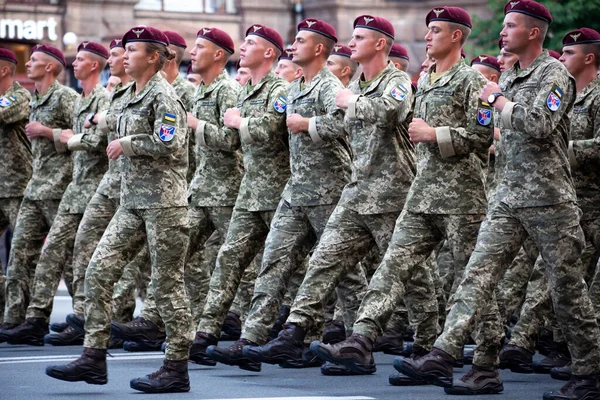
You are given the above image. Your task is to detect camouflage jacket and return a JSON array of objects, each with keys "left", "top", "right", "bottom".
[
  {"left": 282, "top": 67, "right": 351, "bottom": 206},
  {"left": 405, "top": 60, "right": 492, "bottom": 215},
  {"left": 25, "top": 80, "right": 77, "bottom": 201},
  {"left": 567, "top": 75, "right": 600, "bottom": 220},
  {"left": 96, "top": 81, "right": 133, "bottom": 200},
  {"left": 188, "top": 69, "right": 243, "bottom": 207},
  {"left": 235, "top": 71, "right": 290, "bottom": 212},
  {"left": 497, "top": 51, "right": 576, "bottom": 208},
  {"left": 172, "top": 74, "right": 197, "bottom": 182},
  {"left": 58, "top": 83, "right": 110, "bottom": 214},
  {"left": 117, "top": 72, "right": 188, "bottom": 209},
  {"left": 337, "top": 62, "right": 415, "bottom": 215},
  {"left": 0, "top": 81, "right": 32, "bottom": 198}
]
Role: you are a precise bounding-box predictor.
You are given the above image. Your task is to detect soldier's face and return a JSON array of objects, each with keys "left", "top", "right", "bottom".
[
  {"left": 123, "top": 42, "right": 152, "bottom": 77},
  {"left": 291, "top": 30, "right": 315, "bottom": 66},
  {"left": 239, "top": 36, "right": 268, "bottom": 69},
  {"left": 72, "top": 51, "right": 94, "bottom": 80},
  {"left": 500, "top": 13, "right": 529, "bottom": 54},
  {"left": 326, "top": 55, "right": 345, "bottom": 81},
  {"left": 424, "top": 21, "right": 453, "bottom": 59},
  {"left": 235, "top": 67, "right": 250, "bottom": 86},
  {"left": 25, "top": 53, "right": 49, "bottom": 81},
  {"left": 498, "top": 48, "right": 517, "bottom": 72},
  {"left": 559, "top": 44, "right": 588, "bottom": 76},
  {"left": 348, "top": 28, "right": 379, "bottom": 63},
  {"left": 472, "top": 64, "right": 499, "bottom": 83},
  {"left": 108, "top": 47, "right": 126, "bottom": 77},
  {"left": 106, "top": 76, "right": 121, "bottom": 92},
  {"left": 187, "top": 72, "right": 201, "bottom": 86},
  {"left": 274, "top": 60, "right": 300, "bottom": 83},
  {"left": 190, "top": 37, "right": 217, "bottom": 74}
]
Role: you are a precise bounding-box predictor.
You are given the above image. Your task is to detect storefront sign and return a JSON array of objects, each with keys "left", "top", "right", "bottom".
[{"left": 0, "top": 17, "right": 58, "bottom": 41}]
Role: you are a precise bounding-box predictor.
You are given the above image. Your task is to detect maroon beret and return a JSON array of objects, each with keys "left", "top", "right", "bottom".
[
  {"left": 547, "top": 49, "right": 561, "bottom": 60},
  {"left": 32, "top": 44, "right": 66, "bottom": 67},
  {"left": 245, "top": 24, "right": 284, "bottom": 53},
  {"left": 471, "top": 54, "right": 500, "bottom": 72},
  {"left": 77, "top": 41, "right": 109, "bottom": 59},
  {"left": 562, "top": 28, "right": 600, "bottom": 46},
  {"left": 186, "top": 63, "right": 193, "bottom": 74},
  {"left": 110, "top": 37, "right": 124, "bottom": 49},
  {"left": 389, "top": 44, "right": 409, "bottom": 61},
  {"left": 164, "top": 31, "right": 187, "bottom": 49},
  {"left": 353, "top": 15, "right": 395, "bottom": 40},
  {"left": 279, "top": 48, "right": 294, "bottom": 61},
  {"left": 504, "top": 0, "right": 552, "bottom": 24},
  {"left": 197, "top": 27, "right": 235, "bottom": 55},
  {"left": 0, "top": 48, "right": 17, "bottom": 64},
  {"left": 426, "top": 7, "right": 472, "bottom": 29},
  {"left": 332, "top": 44, "right": 352, "bottom": 58},
  {"left": 297, "top": 18, "right": 337, "bottom": 43},
  {"left": 122, "top": 26, "right": 169, "bottom": 47}
]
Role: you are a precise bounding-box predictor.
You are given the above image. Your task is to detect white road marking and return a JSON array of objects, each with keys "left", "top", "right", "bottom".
[
  {"left": 207, "top": 398, "right": 375, "bottom": 400},
  {"left": 0, "top": 352, "right": 164, "bottom": 364}
]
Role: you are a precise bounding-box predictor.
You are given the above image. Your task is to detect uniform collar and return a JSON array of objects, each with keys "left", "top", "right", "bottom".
[
  {"left": 575, "top": 75, "right": 600, "bottom": 104},
  {"left": 32, "top": 79, "right": 60, "bottom": 107},
  {"left": 421, "top": 59, "right": 466, "bottom": 92},
  {"left": 197, "top": 69, "right": 229, "bottom": 98},
  {"left": 128, "top": 71, "right": 163, "bottom": 104}
]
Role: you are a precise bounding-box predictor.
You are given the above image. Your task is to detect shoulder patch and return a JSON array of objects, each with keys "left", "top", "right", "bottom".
[
  {"left": 477, "top": 99, "right": 492, "bottom": 126},
  {"left": 159, "top": 123, "right": 176, "bottom": 142},
  {"left": 0, "top": 97, "right": 13, "bottom": 107},
  {"left": 546, "top": 84, "right": 563, "bottom": 112},
  {"left": 391, "top": 84, "right": 408, "bottom": 101},
  {"left": 273, "top": 96, "right": 287, "bottom": 113},
  {"left": 162, "top": 112, "right": 177, "bottom": 125}
]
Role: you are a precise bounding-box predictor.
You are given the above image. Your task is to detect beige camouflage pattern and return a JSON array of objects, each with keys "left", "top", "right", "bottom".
[{"left": 171, "top": 74, "right": 196, "bottom": 182}]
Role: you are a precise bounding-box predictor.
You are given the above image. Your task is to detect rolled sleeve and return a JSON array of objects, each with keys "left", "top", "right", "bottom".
[
  {"left": 239, "top": 117, "right": 253, "bottom": 144},
  {"left": 196, "top": 120, "right": 207, "bottom": 147},
  {"left": 501, "top": 101, "right": 516, "bottom": 130},
  {"left": 98, "top": 110, "right": 109, "bottom": 133},
  {"left": 436, "top": 126, "right": 455, "bottom": 158},
  {"left": 567, "top": 140, "right": 578, "bottom": 169},
  {"left": 67, "top": 134, "right": 85, "bottom": 151},
  {"left": 53, "top": 128, "right": 67, "bottom": 153},
  {"left": 308, "top": 116, "right": 324, "bottom": 145},
  {"left": 347, "top": 94, "right": 360, "bottom": 119},
  {"left": 119, "top": 136, "right": 135, "bottom": 156}
]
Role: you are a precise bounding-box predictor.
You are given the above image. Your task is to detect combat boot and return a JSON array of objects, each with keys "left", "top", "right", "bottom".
[
  {"left": 269, "top": 304, "right": 291, "bottom": 340},
  {"left": 5, "top": 317, "right": 48, "bottom": 346},
  {"left": 498, "top": 344, "right": 534, "bottom": 373},
  {"left": 45, "top": 347, "right": 107, "bottom": 384},
  {"left": 130, "top": 359, "right": 190, "bottom": 393},
  {"left": 66, "top": 313, "right": 85, "bottom": 334},
  {"left": 189, "top": 331, "right": 218, "bottom": 366},
  {"left": 123, "top": 339, "right": 163, "bottom": 352},
  {"left": 280, "top": 344, "right": 324, "bottom": 368},
  {"left": 534, "top": 345, "right": 571, "bottom": 374},
  {"left": 551, "top": 362, "right": 572, "bottom": 381},
  {"left": 220, "top": 311, "right": 242, "bottom": 341},
  {"left": 243, "top": 323, "right": 305, "bottom": 365},
  {"left": 373, "top": 331, "right": 405, "bottom": 355},
  {"left": 44, "top": 325, "right": 84, "bottom": 346},
  {"left": 322, "top": 320, "right": 346, "bottom": 345},
  {"left": 444, "top": 365, "right": 504, "bottom": 395},
  {"left": 310, "top": 333, "right": 376, "bottom": 374},
  {"left": 543, "top": 374, "right": 600, "bottom": 400},
  {"left": 50, "top": 321, "right": 69, "bottom": 333},
  {"left": 207, "top": 338, "right": 261, "bottom": 372},
  {"left": 536, "top": 329, "right": 555, "bottom": 357},
  {"left": 111, "top": 317, "right": 166, "bottom": 344},
  {"left": 0, "top": 322, "right": 18, "bottom": 343},
  {"left": 389, "top": 344, "right": 429, "bottom": 386},
  {"left": 394, "top": 347, "right": 455, "bottom": 388},
  {"left": 321, "top": 361, "right": 362, "bottom": 376}
]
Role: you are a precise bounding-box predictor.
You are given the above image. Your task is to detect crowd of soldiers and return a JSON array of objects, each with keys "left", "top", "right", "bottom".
[{"left": 0, "top": 0, "right": 598, "bottom": 398}]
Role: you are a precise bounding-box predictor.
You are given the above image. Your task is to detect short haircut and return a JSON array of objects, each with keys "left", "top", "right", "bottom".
[
  {"left": 0, "top": 60, "right": 16, "bottom": 76},
  {"left": 581, "top": 42, "right": 600, "bottom": 68},
  {"left": 88, "top": 52, "right": 107, "bottom": 71},
  {"left": 447, "top": 21, "right": 471, "bottom": 45},
  {"left": 312, "top": 34, "right": 336, "bottom": 58},
  {"left": 524, "top": 15, "right": 548, "bottom": 43}
]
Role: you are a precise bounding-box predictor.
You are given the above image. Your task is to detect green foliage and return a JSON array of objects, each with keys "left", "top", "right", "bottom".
[{"left": 469, "top": 0, "right": 600, "bottom": 57}]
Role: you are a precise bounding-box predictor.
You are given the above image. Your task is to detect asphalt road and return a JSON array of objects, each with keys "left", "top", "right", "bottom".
[{"left": 0, "top": 294, "right": 563, "bottom": 400}]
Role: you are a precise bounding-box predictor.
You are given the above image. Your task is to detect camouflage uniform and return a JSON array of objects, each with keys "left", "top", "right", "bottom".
[
  {"left": 195, "top": 71, "right": 289, "bottom": 338},
  {"left": 83, "top": 72, "right": 192, "bottom": 361},
  {"left": 26, "top": 83, "right": 109, "bottom": 321},
  {"left": 4, "top": 80, "right": 76, "bottom": 324},
  {"left": 434, "top": 51, "right": 600, "bottom": 376},
  {"left": 70, "top": 81, "right": 133, "bottom": 317},
  {"left": 286, "top": 62, "right": 417, "bottom": 340},
  {"left": 241, "top": 67, "right": 351, "bottom": 345},
  {"left": 351, "top": 60, "right": 491, "bottom": 353},
  {"left": 0, "top": 82, "right": 32, "bottom": 322}
]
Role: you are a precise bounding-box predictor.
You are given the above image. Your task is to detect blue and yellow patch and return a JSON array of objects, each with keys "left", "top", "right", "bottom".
[
  {"left": 547, "top": 85, "right": 562, "bottom": 112},
  {"left": 477, "top": 99, "right": 492, "bottom": 126},
  {"left": 162, "top": 112, "right": 177, "bottom": 124},
  {"left": 0, "top": 96, "right": 14, "bottom": 107},
  {"left": 159, "top": 124, "right": 176, "bottom": 142},
  {"left": 273, "top": 96, "right": 287, "bottom": 113}
]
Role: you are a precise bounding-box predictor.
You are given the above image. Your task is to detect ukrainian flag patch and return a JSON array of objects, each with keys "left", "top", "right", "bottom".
[{"left": 162, "top": 113, "right": 177, "bottom": 125}]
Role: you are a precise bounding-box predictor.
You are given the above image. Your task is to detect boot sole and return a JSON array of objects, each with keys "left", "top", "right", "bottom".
[
  {"left": 7, "top": 335, "right": 45, "bottom": 346},
  {"left": 206, "top": 346, "right": 261, "bottom": 372},
  {"left": 44, "top": 337, "right": 84, "bottom": 346},
  {"left": 321, "top": 364, "right": 362, "bottom": 376},
  {"left": 389, "top": 374, "right": 428, "bottom": 386},
  {"left": 130, "top": 379, "right": 190, "bottom": 393},
  {"left": 498, "top": 360, "right": 533, "bottom": 374},
  {"left": 123, "top": 340, "right": 164, "bottom": 352},
  {"left": 45, "top": 366, "right": 107, "bottom": 385},
  {"left": 393, "top": 357, "right": 452, "bottom": 388},
  {"left": 110, "top": 323, "right": 165, "bottom": 342},
  {"left": 309, "top": 341, "right": 376, "bottom": 375},
  {"left": 549, "top": 370, "right": 571, "bottom": 381},
  {"left": 189, "top": 351, "right": 217, "bottom": 366},
  {"left": 543, "top": 390, "right": 600, "bottom": 400},
  {"left": 444, "top": 382, "right": 504, "bottom": 395},
  {"left": 534, "top": 363, "right": 569, "bottom": 375},
  {"left": 242, "top": 346, "right": 300, "bottom": 366}
]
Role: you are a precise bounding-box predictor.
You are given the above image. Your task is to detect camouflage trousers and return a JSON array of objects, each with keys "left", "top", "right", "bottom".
[
  {"left": 353, "top": 211, "right": 482, "bottom": 351},
  {"left": 241, "top": 200, "right": 334, "bottom": 344},
  {"left": 196, "top": 207, "right": 273, "bottom": 337},
  {"left": 4, "top": 198, "right": 61, "bottom": 324},
  {"left": 84, "top": 206, "right": 192, "bottom": 361},
  {"left": 25, "top": 209, "right": 81, "bottom": 320},
  {"left": 286, "top": 206, "right": 397, "bottom": 337},
  {"left": 435, "top": 201, "right": 600, "bottom": 376},
  {"left": 111, "top": 244, "right": 151, "bottom": 323},
  {"left": 0, "top": 197, "right": 23, "bottom": 324}
]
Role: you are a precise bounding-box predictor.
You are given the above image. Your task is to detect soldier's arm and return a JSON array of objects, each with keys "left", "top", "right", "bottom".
[
  {"left": 68, "top": 92, "right": 110, "bottom": 152},
  {"left": 239, "top": 83, "right": 287, "bottom": 144},
  {"left": 568, "top": 101, "right": 600, "bottom": 168},
  {"left": 347, "top": 74, "right": 413, "bottom": 125},
  {"left": 308, "top": 79, "right": 346, "bottom": 144},
  {"left": 500, "top": 66, "right": 573, "bottom": 139},
  {"left": 436, "top": 75, "right": 493, "bottom": 158},
  {"left": 0, "top": 91, "right": 29, "bottom": 124},
  {"left": 51, "top": 89, "right": 78, "bottom": 153},
  {"left": 120, "top": 95, "right": 187, "bottom": 157},
  {"left": 198, "top": 84, "right": 241, "bottom": 151}
]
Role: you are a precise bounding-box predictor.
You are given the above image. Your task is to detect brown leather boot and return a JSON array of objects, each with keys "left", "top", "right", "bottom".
[
  {"left": 130, "top": 359, "right": 190, "bottom": 393},
  {"left": 543, "top": 374, "right": 600, "bottom": 400},
  {"left": 394, "top": 347, "right": 455, "bottom": 388},
  {"left": 309, "top": 333, "right": 376, "bottom": 375},
  {"left": 45, "top": 347, "right": 108, "bottom": 384},
  {"left": 189, "top": 331, "right": 218, "bottom": 365},
  {"left": 444, "top": 365, "right": 504, "bottom": 395},
  {"left": 498, "top": 344, "right": 534, "bottom": 373},
  {"left": 243, "top": 323, "right": 305, "bottom": 365},
  {"left": 207, "top": 338, "right": 261, "bottom": 372}
]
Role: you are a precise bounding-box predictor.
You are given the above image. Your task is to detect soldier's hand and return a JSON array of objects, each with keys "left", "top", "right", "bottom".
[
  {"left": 224, "top": 108, "right": 242, "bottom": 129},
  {"left": 25, "top": 121, "right": 52, "bottom": 139},
  {"left": 84, "top": 113, "right": 99, "bottom": 129},
  {"left": 489, "top": 144, "right": 495, "bottom": 155},
  {"left": 187, "top": 112, "right": 199, "bottom": 130},
  {"left": 335, "top": 89, "right": 353, "bottom": 109},
  {"left": 286, "top": 114, "right": 309, "bottom": 134},
  {"left": 107, "top": 139, "right": 124, "bottom": 159},
  {"left": 480, "top": 81, "right": 501, "bottom": 103},
  {"left": 494, "top": 127, "right": 501, "bottom": 141},
  {"left": 59, "top": 129, "right": 74, "bottom": 144},
  {"left": 408, "top": 118, "right": 436, "bottom": 143}
]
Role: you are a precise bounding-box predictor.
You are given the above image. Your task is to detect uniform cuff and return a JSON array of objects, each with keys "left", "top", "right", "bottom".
[
  {"left": 98, "top": 110, "right": 108, "bottom": 133},
  {"left": 568, "top": 140, "right": 578, "bottom": 169},
  {"left": 67, "top": 134, "right": 85, "bottom": 151},
  {"left": 53, "top": 129, "right": 67, "bottom": 153},
  {"left": 239, "top": 117, "right": 253, "bottom": 144},
  {"left": 119, "top": 136, "right": 135, "bottom": 156},
  {"left": 347, "top": 95, "right": 360, "bottom": 119},
  {"left": 196, "top": 120, "right": 207, "bottom": 147},
  {"left": 436, "top": 126, "right": 455, "bottom": 158},
  {"left": 501, "top": 101, "right": 516, "bottom": 130},
  {"left": 308, "top": 116, "right": 324, "bottom": 145}
]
